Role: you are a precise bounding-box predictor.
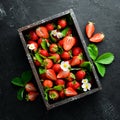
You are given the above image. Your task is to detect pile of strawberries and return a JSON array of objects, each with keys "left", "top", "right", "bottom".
[{"left": 26, "top": 18, "right": 92, "bottom": 102}]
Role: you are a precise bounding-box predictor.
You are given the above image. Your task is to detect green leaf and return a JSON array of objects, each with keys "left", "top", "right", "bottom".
[
  {"left": 95, "top": 52, "right": 114, "bottom": 65},
  {"left": 80, "top": 61, "right": 92, "bottom": 72},
  {"left": 41, "top": 40, "right": 48, "bottom": 50},
  {"left": 87, "top": 44, "right": 98, "bottom": 60},
  {"left": 57, "top": 46, "right": 64, "bottom": 54},
  {"left": 95, "top": 62, "right": 106, "bottom": 77},
  {"left": 39, "top": 67, "right": 46, "bottom": 74},
  {"left": 21, "top": 71, "right": 32, "bottom": 85},
  {"left": 44, "top": 87, "right": 50, "bottom": 101},
  {"left": 48, "top": 56, "right": 57, "bottom": 63},
  {"left": 53, "top": 85, "right": 64, "bottom": 91},
  {"left": 17, "top": 88, "right": 24, "bottom": 101},
  {"left": 11, "top": 77, "right": 24, "bottom": 87},
  {"left": 61, "top": 27, "right": 69, "bottom": 37},
  {"left": 35, "top": 52, "right": 43, "bottom": 63}
]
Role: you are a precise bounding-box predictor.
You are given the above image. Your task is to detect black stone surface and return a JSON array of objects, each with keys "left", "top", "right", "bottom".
[{"left": 0, "top": 0, "right": 120, "bottom": 120}]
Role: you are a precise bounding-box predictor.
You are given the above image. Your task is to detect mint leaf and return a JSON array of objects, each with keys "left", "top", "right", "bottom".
[
  {"left": 17, "top": 88, "right": 24, "bottom": 101},
  {"left": 41, "top": 40, "right": 48, "bottom": 50},
  {"left": 11, "top": 77, "right": 24, "bottom": 87},
  {"left": 21, "top": 71, "right": 32, "bottom": 85},
  {"left": 39, "top": 67, "right": 46, "bottom": 74},
  {"left": 80, "top": 61, "right": 92, "bottom": 72},
  {"left": 87, "top": 44, "right": 98, "bottom": 60},
  {"left": 95, "top": 62, "right": 106, "bottom": 77},
  {"left": 95, "top": 52, "right": 114, "bottom": 65}
]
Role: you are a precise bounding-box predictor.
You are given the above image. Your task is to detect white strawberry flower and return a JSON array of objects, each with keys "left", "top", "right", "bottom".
[
  {"left": 60, "top": 61, "right": 71, "bottom": 71},
  {"left": 82, "top": 78, "right": 89, "bottom": 84},
  {"left": 56, "top": 32, "right": 63, "bottom": 39},
  {"left": 27, "top": 44, "right": 35, "bottom": 50},
  {"left": 51, "top": 30, "right": 58, "bottom": 36}
]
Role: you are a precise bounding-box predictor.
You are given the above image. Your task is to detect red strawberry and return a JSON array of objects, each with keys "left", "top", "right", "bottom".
[
  {"left": 39, "top": 49, "right": 49, "bottom": 57},
  {"left": 67, "top": 81, "right": 80, "bottom": 90},
  {"left": 46, "top": 69, "right": 57, "bottom": 81},
  {"left": 49, "top": 44, "right": 58, "bottom": 53},
  {"left": 58, "top": 39, "right": 64, "bottom": 47},
  {"left": 52, "top": 64, "right": 61, "bottom": 73},
  {"left": 37, "top": 38, "right": 42, "bottom": 46},
  {"left": 34, "top": 60, "right": 41, "bottom": 66},
  {"left": 75, "top": 70, "right": 86, "bottom": 81},
  {"left": 57, "top": 70, "right": 70, "bottom": 79},
  {"left": 49, "top": 90, "right": 59, "bottom": 100},
  {"left": 49, "top": 53, "right": 60, "bottom": 63},
  {"left": 26, "top": 92, "right": 39, "bottom": 101},
  {"left": 61, "top": 51, "right": 70, "bottom": 60},
  {"left": 58, "top": 19, "right": 67, "bottom": 29},
  {"left": 40, "top": 73, "right": 47, "bottom": 80},
  {"left": 64, "top": 87, "right": 78, "bottom": 97},
  {"left": 46, "top": 23, "right": 55, "bottom": 31},
  {"left": 29, "top": 31, "right": 38, "bottom": 41},
  {"left": 89, "top": 33, "right": 105, "bottom": 43},
  {"left": 59, "top": 90, "right": 65, "bottom": 99},
  {"left": 55, "top": 79, "right": 65, "bottom": 86},
  {"left": 86, "top": 21, "right": 95, "bottom": 38},
  {"left": 43, "top": 80, "right": 53, "bottom": 88},
  {"left": 66, "top": 28, "right": 72, "bottom": 36},
  {"left": 27, "top": 41, "right": 38, "bottom": 51},
  {"left": 36, "top": 26, "right": 49, "bottom": 38},
  {"left": 66, "top": 72, "right": 75, "bottom": 81},
  {"left": 63, "top": 36, "right": 76, "bottom": 51},
  {"left": 70, "top": 55, "right": 82, "bottom": 66},
  {"left": 72, "top": 47, "right": 82, "bottom": 56},
  {"left": 25, "top": 82, "right": 37, "bottom": 92},
  {"left": 44, "top": 58, "right": 53, "bottom": 69}
]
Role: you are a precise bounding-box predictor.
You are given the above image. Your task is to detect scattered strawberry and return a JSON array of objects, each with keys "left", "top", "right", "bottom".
[
  {"left": 34, "top": 60, "right": 41, "bottom": 66},
  {"left": 89, "top": 33, "right": 105, "bottom": 43},
  {"left": 25, "top": 82, "right": 37, "bottom": 92},
  {"left": 43, "top": 80, "right": 53, "bottom": 88},
  {"left": 66, "top": 28, "right": 72, "bottom": 36},
  {"left": 44, "top": 58, "right": 53, "bottom": 69},
  {"left": 55, "top": 79, "right": 65, "bottom": 86},
  {"left": 59, "top": 90, "right": 65, "bottom": 99},
  {"left": 49, "top": 90, "right": 59, "bottom": 100},
  {"left": 58, "top": 39, "right": 64, "bottom": 47},
  {"left": 70, "top": 55, "right": 82, "bottom": 66},
  {"left": 37, "top": 38, "right": 42, "bottom": 46},
  {"left": 29, "top": 31, "right": 38, "bottom": 41},
  {"left": 61, "top": 51, "right": 70, "bottom": 60},
  {"left": 57, "top": 70, "right": 70, "bottom": 79},
  {"left": 58, "top": 19, "right": 67, "bottom": 29},
  {"left": 40, "top": 73, "right": 47, "bottom": 80},
  {"left": 63, "top": 36, "right": 76, "bottom": 51},
  {"left": 46, "top": 23, "right": 55, "bottom": 31},
  {"left": 26, "top": 92, "right": 39, "bottom": 101},
  {"left": 39, "top": 49, "right": 49, "bottom": 57},
  {"left": 46, "top": 69, "right": 57, "bottom": 81},
  {"left": 52, "top": 64, "right": 61, "bottom": 73},
  {"left": 36, "top": 26, "right": 49, "bottom": 38},
  {"left": 49, "top": 53, "right": 60, "bottom": 62},
  {"left": 86, "top": 22, "right": 95, "bottom": 38},
  {"left": 67, "top": 81, "right": 80, "bottom": 90},
  {"left": 49, "top": 44, "right": 58, "bottom": 53},
  {"left": 66, "top": 72, "right": 75, "bottom": 81},
  {"left": 75, "top": 70, "right": 86, "bottom": 81},
  {"left": 27, "top": 41, "right": 38, "bottom": 51},
  {"left": 64, "top": 87, "right": 78, "bottom": 97},
  {"left": 72, "top": 47, "right": 82, "bottom": 56}
]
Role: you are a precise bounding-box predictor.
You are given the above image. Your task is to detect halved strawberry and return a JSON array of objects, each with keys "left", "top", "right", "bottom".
[
  {"left": 86, "top": 21, "right": 95, "bottom": 38},
  {"left": 39, "top": 49, "right": 49, "bottom": 57},
  {"left": 52, "top": 64, "right": 61, "bottom": 73},
  {"left": 43, "top": 79, "right": 53, "bottom": 88},
  {"left": 46, "top": 69, "right": 57, "bottom": 81},
  {"left": 72, "top": 47, "right": 82, "bottom": 56},
  {"left": 63, "top": 36, "right": 76, "bottom": 51},
  {"left": 55, "top": 79, "right": 65, "bottom": 86},
  {"left": 64, "top": 87, "right": 78, "bottom": 97},
  {"left": 67, "top": 81, "right": 81, "bottom": 90},
  {"left": 57, "top": 70, "right": 70, "bottom": 79},
  {"left": 89, "top": 33, "right": 105, "bottom": 43},
  {"left": 29, "top": 31, "right": 38, "bottom": 41},
  {"left": 26, "top": 92, "right": 39, "bottom": 101},
  {"left": 44, "top": 58, "right": 53, "bottom": 69},
  {"left": 36, "top": 26, "right": 49, "bottom": 38},
  {"left": 49, "top": 44, "right": 58, "bottom": 53},
  {"left": 25, "top": 82, "right": 37, "bottom": 92},
  {"left": 49, "top": 90, "right": 59, "bottom": 100},
  {"left": 61, "top": 51, "right": 70, "bottom": 60},
  {"left": 58, "top": 19, "right": 67, "bottom": 29},
  {"left": 75, "top": 70, "right": 86, "bottom": 81},
  {"left": 46, "top": 23, "right": 55, "bottom": 31}
]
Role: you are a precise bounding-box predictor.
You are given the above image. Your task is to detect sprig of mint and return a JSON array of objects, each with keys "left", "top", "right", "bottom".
[
  {"left": 87, "top": 44, "right": 114, "bottom": 77},
  {"left": 11, "top": 71, "right": 32, "bottom": 101}
]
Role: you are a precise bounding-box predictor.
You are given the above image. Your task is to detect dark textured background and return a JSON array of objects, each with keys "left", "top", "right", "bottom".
[{"left": 0, "top": 0, "right": 120, "bottom": 120}]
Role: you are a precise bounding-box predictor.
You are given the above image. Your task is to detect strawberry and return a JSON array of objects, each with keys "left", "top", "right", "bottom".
[
  {"left": 40, "top": 73, "right": 47, "bottom": 80},
  {"left": 75, "top": 70, "right": 86, "bottom": 81},
  {"left": 58, "top": 19, "right": 67, "bottom": 29},
  {"left": 63, "top": 36, "right": 76, "bottom": 51},
  {"left": 89, "top": 33, "right": 105, "bottom": 43},
  {"left": 66, "top": 28, "right": 72, "bottom": 36},
  {"left": 25, "top": 82, "right": 37, "bottom": 92},
  {"left": 86, "top": 21, "right": 95, "bottom": 38},
  {"left": 55, "top": 79, "right": 65, "bottom": 86},
  {"left": 59, "top": 90, "right": 65, "bottom": 99},
  {"left": 26, "top": 92, "right": 39, "bottom": 101},
  {"left": 72, "top": 47, "right": 82, "bottom": 56},
  {"left": 36, "top": 26, "right": 49, "bottom": 38},
  {"left": 57, "top": 70, "right": 70, "bottom": 79},
  {"left": 49, "top": 44, "right": 58, "bottom": 53},
  {"left": 29, "top": 31, "right": 38, "bottom": 41},
  {"left": 46, "top": 23, "right": 55, "bottom": 31},
  {"left": 70, "top": 55, "right": 83, "bottom": 66},
  {"left": 34, "top": 60, "right": 41, "bottom": 66},
  {"left": 43, "top": 80, "right": 53, "bottom": 88},
  {"left": 49, "top": 53, "right": 60, "bottom": 63},
  {"left": 52, "top": 64, "right": 61, "bottom": 73},
  {"left": 64, "top": 87, "right": 78, "bottom": 97},
  {"left": 44, "top": 58, "right": 53, "bottom": 69},
  {"left": 67, "top": 81, "right": 81, "bottom": 90},
  {"left": 61, "top": 51, "right": 70, "bottom": 60},
  {"left": 49, "top": 90, "right": 59, "bottom": 100},
  {"left": 27, "top": 41, "right": 38, "bottom": 51},
  {"left": 46, "top": 69, "right": 57, "bottom": 81},
  {"left": 37, "top": 38, "right": 42, "bottom": 46},
  {"left": 58, "top": 39, "right": 64, "bottom": 47},
  {"left": 39, "top": 49, "right": 49, "bottom": 57},
  {"left": 66, "top": 72, "right": 75, "bottom": 81}
]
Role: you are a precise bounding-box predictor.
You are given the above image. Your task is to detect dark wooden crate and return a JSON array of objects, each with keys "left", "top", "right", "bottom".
[{"left": 18, "top": 9, "right": 102, "bottom": 110}]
